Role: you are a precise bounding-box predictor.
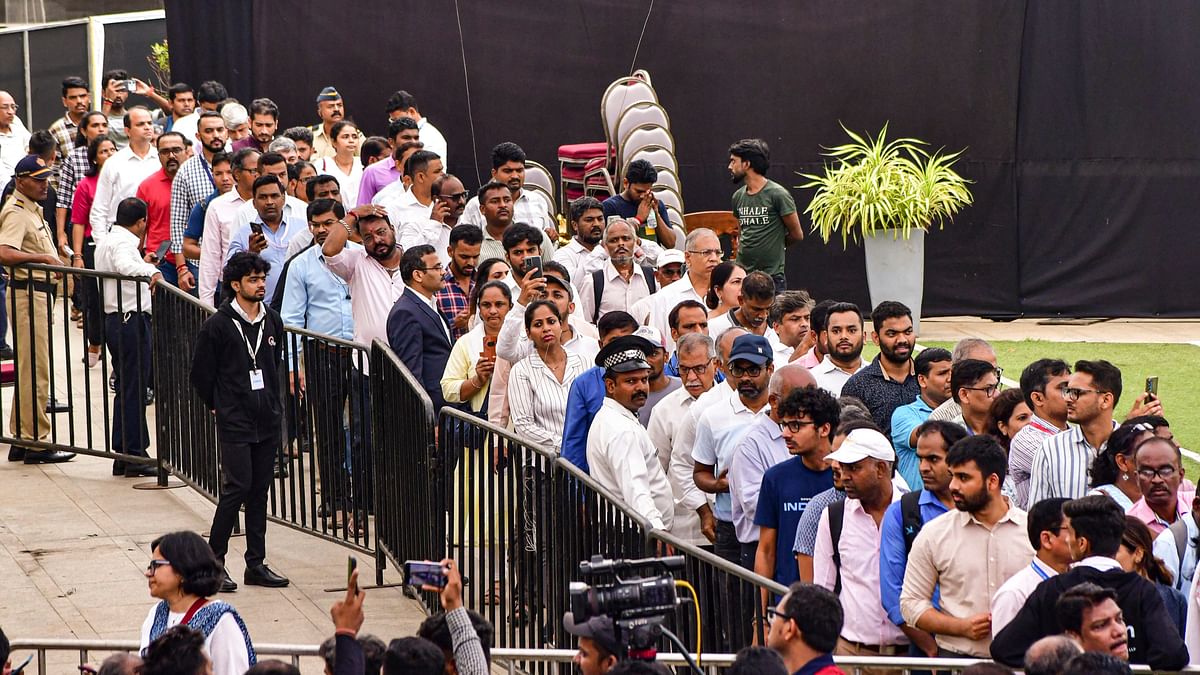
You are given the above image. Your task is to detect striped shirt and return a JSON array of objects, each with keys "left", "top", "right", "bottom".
[
  {"left": 793, "top": 486, "right": 846, "bottom": 556},
  {"left": 1027, "top": 422, "right": 1116, "bottom": 505},
  {"left": 927, "top": 398, "right": 961, "bottom": 422},
  {"left": 507, "top": 349, "right": 587, "bottom": 453},
  {"left": 170, "top": 154, "right": 216, "bottom": 260},
  {"left": 55, "top": 145, "right": 91, "bottom": 210},
  {"left": 1007, "top": 413, "right": 1066, "bottom": 509}
]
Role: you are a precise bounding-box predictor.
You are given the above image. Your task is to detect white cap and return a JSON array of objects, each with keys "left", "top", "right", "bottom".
[
  {"left": 657, "top": 249, "right": 685, "bottom": 267},
  {"left": 825, "top": 428, "right": 896, "bottom": 464},
  {"left": 633, "top": 325, "right": 666, "bottom": 350}
]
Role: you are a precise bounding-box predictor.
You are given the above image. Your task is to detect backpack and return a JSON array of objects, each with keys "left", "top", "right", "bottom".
[
  {"left": 827, "top": 500, "right": 846, "bottom": 594},
  {"left": 829, "top": 491, "right": 924, "bottom": 593},
  {"left": 899, "top": 490, "right": 926, "bottom": 554},
  {"left": 1168, "top": 517, "right": 1191, "bottom": 589},
  {"left": 591, "top": 266, "right": 656, "bottom": 322}
]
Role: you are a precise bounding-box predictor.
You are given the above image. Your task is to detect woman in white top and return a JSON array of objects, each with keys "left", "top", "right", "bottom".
[
  {"left": 313, "top": 120, "right": 364, "bottom": 208},
  {"left": 139, "top": 531, "right": 255, "bottom": 675},
  {"left": 704, "top": 260, "right": 745, "bottom": 320},
  {"left": 507, "top": 299, "right": 587, "bottom": 453},
  {"left": 442, "top": 280, "right": 512, "bottom": 413}
]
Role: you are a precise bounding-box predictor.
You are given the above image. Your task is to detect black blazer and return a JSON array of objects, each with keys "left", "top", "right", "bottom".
[{"left": 386, "top": 287, "right": 453, "bottom": 412}]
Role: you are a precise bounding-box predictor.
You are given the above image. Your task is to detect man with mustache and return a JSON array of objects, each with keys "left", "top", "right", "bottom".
[
  {"left": 642, "top": 228, "right": 723, "bottom": 350},
  {"left": 841, "top": 301, "right": 920, "bottom": 438},
  {"left": 553, "top": 196, "right": 605, "bottom": 280},
  {"left": 233, "top": 98, "right": 278, "bottom": 153},
  {"left": 728, "top": 138, "right": 803, "bottom": 291},
  {"left": 225, "top": 175, "right": 307, "bottom": 301},
  {"left": 434, "top": 223, "right": 482, "bottom": 341},
  {"left": 460, "top": 142, "right": 557, "bottom": 259},
  {"left": 586, "top": 334, "right": 674, "bottom": 531},
  {"left": 199, "top": 149, "right": 258, "bottom": 305},
  {"left": 889, "top": 347, "right": 953, "bottom": 491},
  {"left": 707, "top": 271, "right": 782, "bottom": 345},
  {"left": 136, "top": 131, "right": 188, "bottom": 284},
  {"left": 812, "top": 302, "right": 868, "bottom": 397},
  {"left": 475, "top": 180, "right": 514, "bottom": 263},
  {"left": 90, "top": 106, "right": 158, "bottom": 243},
  {"left": 1054, "top": 584, "right": 1129, "bottom": 660},
  {"left": 309, "top": 86, "right": 364, "bottom": 159},
  {"left": 901, "top": 436, "right": 1033, "bottom": 659},
  {"left": 992, "top": 495, "right": 1188, "bottom": 670},
  {"left": 170, "top": 111, "right": 229, "bottom": 292},
  {"left": 949, "top": 359, "right": 1002, "bottom": 436},
  {"left": 47, "top": 76, "right": 91, "bottom": 160},
  {"left": 577, "top": 218, "right": 656, "bottom": 322}
]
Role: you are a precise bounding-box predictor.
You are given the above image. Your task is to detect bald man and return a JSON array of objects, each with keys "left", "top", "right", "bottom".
[
  {"left": 730, "top": 363, "right": 818, "bottom": 565},
  {"left": 1024, "top": 635, "right": 1081, "bottom": 675},
  {"left": 0, "top": 91, "right": 31, "bottom": 186}
]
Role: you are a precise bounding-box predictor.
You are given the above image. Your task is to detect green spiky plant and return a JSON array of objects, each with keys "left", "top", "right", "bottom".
[
  {"left": 798, "top": 123, "right": 974, "bottom": 248},
  {"left": 146, "top": 40, "right": 171, "bottom": 91}
]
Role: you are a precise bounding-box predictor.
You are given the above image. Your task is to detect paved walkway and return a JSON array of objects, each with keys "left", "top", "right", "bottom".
[
  {"left": 919, "top": 316, "right": 1200, "bottom": 344},
  {"left": 0, "top": 450, "right": 428, "bottom": 673}
]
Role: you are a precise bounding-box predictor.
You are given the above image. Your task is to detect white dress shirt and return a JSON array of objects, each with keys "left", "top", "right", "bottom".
[
  {"left": 94, "top": 225, "right": 159, "bottom": 314},
  {"left": 588, "top": 397, "right": 674, "bottom": 530},
  {"left": 669, "top": 383, "right": 735, "bottom": 517},
  {"left": 647, "top": 386, "right": 707, "bottom": 545},
  {"left": 692, "top": 389, "right": 771, "bottom": 522},
  {"left": 990, "top": 556, "right": 1059, "bottom": 636},
  {"left": 198, "top": 190, "right": 248, "bottom": 306},
  {"left": 393, "top": 197, "right": 452, "bottom": 265},
  {"left": 90, "top": 145, "right": 159, "bottom": 242},
  {"left": 553, "top": 238, "right": 597, "bottom": 281},
  {"left": 417, "top": 117, "right": 448, "bottom": 168},
  {"left": 576, "top": 260, "right": 653, "bottom": 322},
  {"left": 644, "top": 275, "right": 707, "bottom": 351},
  {"left": 0, "top": 118, "right": 31, "bottom": 187},
  {"left": 372, "top": 178, "right": 415, "bottom": 219},
  {"left": 707, "top": 310, "right": 789, "bottom": 363},
  {"left": 812, "top": 355, "right": 868, "bottom": 397}
]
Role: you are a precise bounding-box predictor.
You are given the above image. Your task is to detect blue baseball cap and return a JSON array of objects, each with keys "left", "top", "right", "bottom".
[{"left": 729, "top": 334, "right": 773, "bottom": 366}]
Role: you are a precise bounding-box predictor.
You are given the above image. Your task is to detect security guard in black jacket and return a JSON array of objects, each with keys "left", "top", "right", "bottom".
[{"left": 191, "top": 251, "right": 289, "bottom": 591}]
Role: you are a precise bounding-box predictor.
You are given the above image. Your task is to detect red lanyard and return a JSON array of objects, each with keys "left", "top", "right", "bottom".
[
  {"left": 180, "top": 597, "right": 207, "bottom": 625},
  {"left": 1027, "top": 419, "right": 1060, "bottom": 435}
]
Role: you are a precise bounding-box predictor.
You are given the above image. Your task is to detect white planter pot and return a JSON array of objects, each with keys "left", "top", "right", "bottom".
[{"left": 863, "top": 228, "right": 925, "bottom": 332}]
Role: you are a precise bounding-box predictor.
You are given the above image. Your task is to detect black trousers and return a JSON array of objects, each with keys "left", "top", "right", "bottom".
[
  {"left": 81, "top": 239, "right": 103, "bottom": 347},
  {"left": 303, "top": 340, "right": 373, "bottom": 512},
  {"left": 210, "top": 437, "right": 278, "bottom": 567},
  {"left": 715, "top": 518, "right": 753, "bottom": 650},
  {"left": 105, "top": 312, "right": 152, "bottom": 466}
]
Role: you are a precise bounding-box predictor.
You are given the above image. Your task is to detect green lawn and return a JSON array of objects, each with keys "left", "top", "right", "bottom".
[{"left": 917, "top": 340, "right": 1200, "bottom": 475}]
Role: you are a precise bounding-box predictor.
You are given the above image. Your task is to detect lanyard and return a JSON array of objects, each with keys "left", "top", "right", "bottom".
[
  {"left": 200, "top": 156, "right": 215, "bottom": 190},
  {"left": 180, "top": 597, "right": 208, "bottom": 625},
  {"left": 1031, "top": 561, "right": 1050, "bottom": 581},
  {"left": 1028, "top": 419, "right": 1060, "bottom": 435},
  {"left": 231, "top": 313, "right": 265, "bottom": 368}
]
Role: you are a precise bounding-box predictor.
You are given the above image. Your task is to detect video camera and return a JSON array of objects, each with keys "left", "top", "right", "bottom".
[{"left": 569, "top": 554, "right": 686, "bottom": 661}]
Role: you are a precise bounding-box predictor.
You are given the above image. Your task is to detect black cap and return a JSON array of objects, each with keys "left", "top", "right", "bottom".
[
  {"left": 595, "top": 334, "right": 657, "bottom": 374},
  {"left": 563, "top": 612, "right": 621, "bottom": 656}
]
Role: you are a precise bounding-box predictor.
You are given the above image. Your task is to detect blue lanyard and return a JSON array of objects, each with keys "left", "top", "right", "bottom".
[
  {"left": 200, "top": 156, "right": 215, "bottom": 190},
  {"left": 1031, "top": 561, "right": 1050, "bottom": 581}
]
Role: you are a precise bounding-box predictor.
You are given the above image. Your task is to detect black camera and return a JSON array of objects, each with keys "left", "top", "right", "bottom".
[{"left": 569, "top": 555, "right": 685, "bottom": 660}]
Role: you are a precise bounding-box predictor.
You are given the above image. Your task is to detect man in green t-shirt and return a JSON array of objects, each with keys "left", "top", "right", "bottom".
[{"left": 729, "top": 138, "right": 803, "bottom": 290}]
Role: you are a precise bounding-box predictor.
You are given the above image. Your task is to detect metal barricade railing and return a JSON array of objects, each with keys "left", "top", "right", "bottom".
[
  {"left": 150, "top": 284, "right": 379, "bottom": 557},
  {"left": 0, "top": 262, "right": 163, "bottom": 475},
  {"left": 369, "top": 339, "right": 438, "bottom": 581}
]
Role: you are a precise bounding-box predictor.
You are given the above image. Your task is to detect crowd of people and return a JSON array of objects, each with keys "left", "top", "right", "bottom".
[{"left": 0, "top": 71, "right": 1196, "bottom": 675}]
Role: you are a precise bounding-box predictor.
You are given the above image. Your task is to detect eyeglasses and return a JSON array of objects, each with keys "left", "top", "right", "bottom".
[
  {"left": 1063, "top": 387, "right": 1108, "bottom": 401},
  {"left": 418, "top": 263, "right": 445, "bottom": 272},
  {"left": 439, "top": 191, "right": 469, "bottom": 202},
  {"left": 659, "top": 266, "right": 684, "bottom": 278},
  {"left": 147, "top": 559, "right": 171, "bottom": 572},
  {"left": 686, "top": 248, "right": 723, "bottom": 258},
  {"left": 765, "top": 607, "right": 794, "bottom": 624},
  {"left": 962, "top": 384, "right": 1000, "bottom": 397},
  {"left": 677, "top": 361, "right": 712, "bottom": 377},
  {"left": 728, "top": 363, "right": 763, "bottom": 378},
  {"left": 779, "top": 419, "right": 817, "bottom": 433},
  {"left": 158, "top": 146, "right": 186, "bottom": 155},
  {"left": 1137, "top": 466, "right": 1179, "bottom": 481}
]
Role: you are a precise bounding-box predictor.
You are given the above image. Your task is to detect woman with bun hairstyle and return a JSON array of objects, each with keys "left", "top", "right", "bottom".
[{"left": 139, "top": 531, "right": 255, "bottom": 675}]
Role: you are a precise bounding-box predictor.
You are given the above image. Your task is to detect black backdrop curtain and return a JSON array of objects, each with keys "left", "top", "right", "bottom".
[{"left": 164, "top": 0, "right": 1200, "bottom": 318}]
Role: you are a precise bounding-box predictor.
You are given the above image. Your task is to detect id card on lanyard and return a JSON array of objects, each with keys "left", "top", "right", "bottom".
[{"left": 231, "top": 316, "right": 266, "bottom": 390}]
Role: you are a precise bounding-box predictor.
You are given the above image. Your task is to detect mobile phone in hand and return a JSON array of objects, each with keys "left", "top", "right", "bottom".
[
  {"left": 482, "top": 336, "right": 497, "bottom": 361},
  {"left": 524, "top": 255, "right": 543, "bottom": 278},
  {"left": 403, "top": 560, "right": 446, "bottom": 588},
  {"left": 153, "top": 240, "right": 171, "bottom": 263},
  {"left": 250, "top": 221, "right": 264, "bottom": 236},
  {"left": 123, "top": 79, "right": 138, "bottom": 92},
  {"left": 347, "top": 555, "right": 358, "bottom": 593},
  {"left": 1145, "top": 376, "right": 1159, "bottom": 400}
]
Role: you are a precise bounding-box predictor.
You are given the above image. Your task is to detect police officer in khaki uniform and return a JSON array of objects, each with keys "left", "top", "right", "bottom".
[{"left": 0, "top": 155, "right": 75, "bottom": 463}]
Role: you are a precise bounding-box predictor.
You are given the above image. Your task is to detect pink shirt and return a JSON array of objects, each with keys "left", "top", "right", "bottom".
[
  {"left": 814, "top": 484, "right": 908, "bottom": 647},
  {"left": 325, "top": 246, "right": 406, "bottom": 351},
  {"left": 71, "top": 174, "right": 99, "bottom": 238},
  {"left": 797, "top": 346, "right": 821, "bottom": 369},
  {"left": 357, "top": 158, "right": 402, "bottom": 206},
  {"left": 1130, "top": 489, "right": 1195, "bottom": 536}
]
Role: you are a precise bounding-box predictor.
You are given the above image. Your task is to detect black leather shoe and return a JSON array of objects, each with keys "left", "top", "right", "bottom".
[
  {"left": 143, "top": 388, "right": 154, "bottom": 406},
  {"left": 112, "top": 461, "right": 126, "bottom": 475},
  {"left": 124, "top": 464, "right": 157, "bottom": 478},
  {"left": 0, "top": 346, "right": 14, "bottom": 360},
  {"left": 219, "top": 569, "right": 238, "bottom": 593},
  {"left": 8, "top": 446, "right": 25, "bottom": 461},
  {"left": 24, "top": 449, "right": 76, "bottom": 464},
  {"left": 44, "top": 398, "right": 70, "bottom": 414},
  {"left": 244, "top": 564, "right": 289, "bottom": 588}
]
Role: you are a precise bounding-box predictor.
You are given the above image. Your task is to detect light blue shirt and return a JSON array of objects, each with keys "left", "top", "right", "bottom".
[
  {"left": 1153, "top": 515, "right": 1198, "bottom": 592},
  {"left": 226, "top": 214, "right": 307, "bottom": 300},
  {"left": 692, "top": 395, "right": 768, "bottom": 522},
  {"left": 879, "top": 489, "right": 949, "bottom": 625},
  {"left": 890, "top": 395, "right": 934, "bottom": 490},
  {"left": 280, "top": 242, "right": 358, "bottom": 350}
]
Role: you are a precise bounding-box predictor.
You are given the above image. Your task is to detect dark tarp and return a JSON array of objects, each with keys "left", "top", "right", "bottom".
[{"left": 164, "top": 0, "right": 1200, "bottom": 317}]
